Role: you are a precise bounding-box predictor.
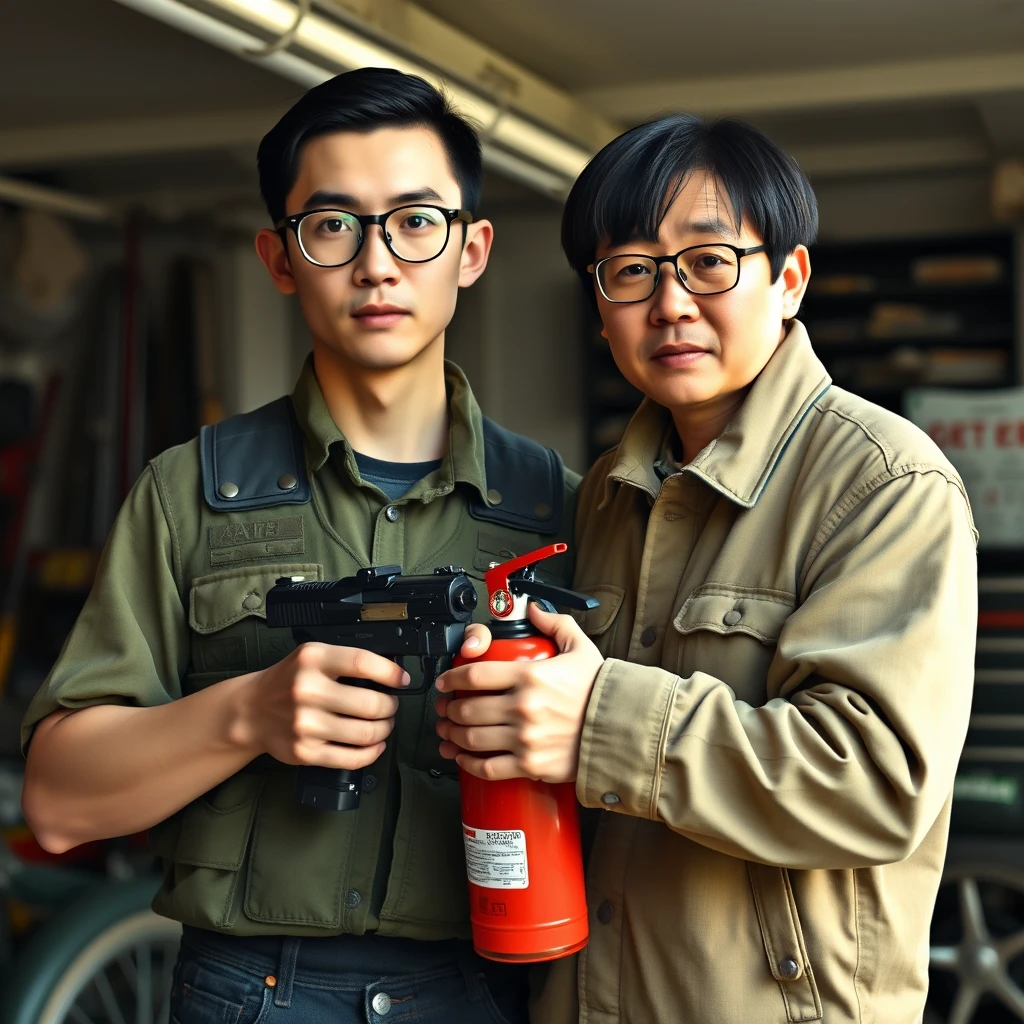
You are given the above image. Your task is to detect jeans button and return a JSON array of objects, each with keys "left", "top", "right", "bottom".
[{"left": 372, "top": 992, "right": 392, "bottom": 1014}]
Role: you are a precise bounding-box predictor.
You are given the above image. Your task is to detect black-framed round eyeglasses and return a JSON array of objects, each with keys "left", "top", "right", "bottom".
[
  {"left": 276, "top": 205, "right": 474, "bottom": 268},
  {"left": 588, "top": 243, "right": 767, "bottom": 303}
]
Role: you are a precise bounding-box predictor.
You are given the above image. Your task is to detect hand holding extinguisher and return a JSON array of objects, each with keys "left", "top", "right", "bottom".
[{"left": 442, "top": 543, "right": 600, "bottom": 963}]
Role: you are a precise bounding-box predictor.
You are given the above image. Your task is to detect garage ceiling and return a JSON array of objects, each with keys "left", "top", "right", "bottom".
[{"left": 1, "top": 0, "right": 1023, "bottom": 219}]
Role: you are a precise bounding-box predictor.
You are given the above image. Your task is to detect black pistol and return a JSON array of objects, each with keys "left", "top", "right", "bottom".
[{"left": 265, "top": 566, "right": 478, "bottom": 812}]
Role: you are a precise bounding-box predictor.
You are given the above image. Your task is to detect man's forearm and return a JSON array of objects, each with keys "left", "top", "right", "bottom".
[{"left": 22, "top": 673, "right": 261, "bottom": 852}]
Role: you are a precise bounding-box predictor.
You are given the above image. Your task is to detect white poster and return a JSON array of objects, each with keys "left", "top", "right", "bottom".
[{"left": 905, "top": 388, "right": 1024, "bottom": 547}]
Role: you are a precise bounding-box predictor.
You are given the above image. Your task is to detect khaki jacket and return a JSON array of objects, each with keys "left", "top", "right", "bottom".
[{"left": 534, "top": 322, "right": 977, "bottom": 1024}]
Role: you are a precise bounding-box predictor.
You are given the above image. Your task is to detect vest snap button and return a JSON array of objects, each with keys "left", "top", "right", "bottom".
[
  {"left": 487, "top": 488, "right": 502, "bottom": 505},
  {"left": 218, "top": 481, "right": 239, "bottom": 499},
  {"left": 723, "top": 609, "right": 743, "bottom": 626},
  {"left": 345, "top": 888, "right": 362, "bottom": 909},
  {"left": 779, "top": 958, "right": 802, "bottom": 980},
  {"left": 601, "top": 792, "right": 620, "bottom": 806},
  {"left": 242, "top": 592, "right": 263, "bottom": 611},
  {"left": 277, "top": 473, "right": 297, "bottom": 490}
]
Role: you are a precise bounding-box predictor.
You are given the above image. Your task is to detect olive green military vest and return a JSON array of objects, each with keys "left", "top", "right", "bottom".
[{"left": 147, "top": 390, "right": 576, "bottom": 939}]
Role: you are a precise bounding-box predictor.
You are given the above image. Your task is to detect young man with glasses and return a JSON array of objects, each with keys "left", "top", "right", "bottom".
[
  {"left": 437, "top": 115, "right": 978, "bottom": 1023},
  {"left": 20, "top": 68, "right": 576, "bottom": 1023}
]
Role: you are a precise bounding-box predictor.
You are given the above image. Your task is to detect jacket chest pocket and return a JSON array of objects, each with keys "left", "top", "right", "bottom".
[
  {"left": 186, "top": 563, "right": 323, "bottom": 686},
  {"left": 571, "top": 584, "right": 627, "bottom": 659},
  {"left": 673, "top": 586, "right": 793, "bottom": 704}
]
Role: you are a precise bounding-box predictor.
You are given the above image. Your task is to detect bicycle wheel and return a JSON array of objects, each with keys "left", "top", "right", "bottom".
[{"left": 3, "top": 876, "right": 182, "bottom": 1024}]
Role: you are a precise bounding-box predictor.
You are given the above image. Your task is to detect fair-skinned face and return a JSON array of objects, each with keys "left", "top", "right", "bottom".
[
  {"left": 594, "top": 172, "right": 811, "bottom": 448},
  {"left": 255, "top": 126, "right": 493, "bottom": 376}
]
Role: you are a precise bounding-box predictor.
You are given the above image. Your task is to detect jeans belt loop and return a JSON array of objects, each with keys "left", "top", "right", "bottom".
[{"left": 275, "top": 937, "right": 301, "bottom": 1007}]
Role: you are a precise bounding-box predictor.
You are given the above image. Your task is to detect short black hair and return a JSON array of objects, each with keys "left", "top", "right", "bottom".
[
  {"left": 258, "top": 67, "right": 482, "bottom": 223},
  {"left": 561, "top": 113, "right": 817, "bottom": 297}
]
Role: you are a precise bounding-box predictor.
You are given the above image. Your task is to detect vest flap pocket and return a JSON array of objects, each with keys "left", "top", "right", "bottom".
[
  {"left": 175, "top": 773, "right": 265, "bottom": 871},
  {"left": 748, "top": 863, "right": 822, "bottom": 1022},
  {"left": 674, "top": 585, "right": 793, "bottom": 646},
  {"left": 189, "top": 563, "right": 323, "bottom": 634},
  {"left": 571, "top": 584, "right": 625, "bottom": 636}
]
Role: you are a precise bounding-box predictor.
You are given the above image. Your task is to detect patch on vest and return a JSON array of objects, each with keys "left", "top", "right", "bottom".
[
  {"left": 198, "top": 636, "right": 249, "bottom": 672},
  {"left": 208, "top": 516, "right": 304, "bottom": 565}
]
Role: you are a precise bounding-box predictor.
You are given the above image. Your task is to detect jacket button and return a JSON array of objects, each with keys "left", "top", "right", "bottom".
[
  {"left": 723, "top": 609, "right": 742, "bottom": 626},
  {"left": 778, "top": 958, "right": 802, "bottom": 980},
  {"left": 371, "top": 991, "right": 392, "bottom": 1014},
  {"left": 385, "top": 505, "right": 400, "bottom": 522},
  {"left": 639, "top": 626, "right": 657, "bottom": 647},
  {"left": 597, "top": 901, "right": 614, "bottom": 924},
  {"left": 601, "top": 792, "right": 620, "bottom": 806},
  {"left": 345, "top": 889, "right": 362, "bottom": 909},
  {"left": 362, "top": 774, "right": 378, "bottom": 793},
  {"left": 218, "top": 481, "right": 239, "bottom": 499}
]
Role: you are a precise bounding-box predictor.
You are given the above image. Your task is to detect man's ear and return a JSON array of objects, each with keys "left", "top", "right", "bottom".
[
  {"left": 457, "top": 219, "right": 494, "bottom": 289},
  {"left": 780, "top": 244, "right": 811, "bottom": 319},
  {"left": 255, "top": 229, "right": 298, "bottom": 295}
]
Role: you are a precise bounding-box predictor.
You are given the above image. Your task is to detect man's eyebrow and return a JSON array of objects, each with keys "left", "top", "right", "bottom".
[{"left": 301, "top": 187, "right": 446, "bottom": 210}]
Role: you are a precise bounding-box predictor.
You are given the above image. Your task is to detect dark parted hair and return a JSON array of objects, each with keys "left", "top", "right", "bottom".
[
  {"left": 561, "top": 113, "right": 818, "bottom": 297},
  {"left": 257, "top": 67, "right": 483, "bottom": 224}
]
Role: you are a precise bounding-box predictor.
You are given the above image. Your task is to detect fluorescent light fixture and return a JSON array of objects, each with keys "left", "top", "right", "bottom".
[
  {"left": 111, "top": 0, "right": 593, "bottom": 195},
  {"left": 0, "top": 175, "right": 115, "bottom": 222}
]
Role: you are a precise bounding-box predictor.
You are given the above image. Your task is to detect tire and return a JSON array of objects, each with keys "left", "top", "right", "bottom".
[{"left": 1, "top": 876, "right": 182, "bottom": 1024}]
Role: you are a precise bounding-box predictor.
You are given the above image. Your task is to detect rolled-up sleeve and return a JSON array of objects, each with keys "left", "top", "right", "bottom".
[
  {"left": 576, "top": 468, "right": 977, "bottom": 869},
  {"left": 21, "top": 463, "right": 190, "bottom": 754}
]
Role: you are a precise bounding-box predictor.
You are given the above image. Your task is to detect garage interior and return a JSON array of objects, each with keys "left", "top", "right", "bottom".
[{"left": 1, "top": 1, "right": 1024, "bottom": 1021}]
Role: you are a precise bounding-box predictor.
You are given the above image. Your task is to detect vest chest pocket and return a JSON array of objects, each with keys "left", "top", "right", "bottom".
[
  {"left": 186, "top": 563, "right": 323, "bottom": 682},
  {"left": 673, "top": 585, "right": 793, "bottom": 704}
]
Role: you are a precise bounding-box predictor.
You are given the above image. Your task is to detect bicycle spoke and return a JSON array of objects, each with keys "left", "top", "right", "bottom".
[
  {"left": 931, "top": 945, "right": 960, "bottom": 971},
  {"left": 948, "top": 983, "right": 980, "bottom": 1024},
  {"left": 959, "top": 878, "right": 989, "bottom": 944},
  {"left": 116, "top": 952, "right": 138, "bottom": 995},
  {"left": 135, "top": 944, "right": 153, "bottom": 1024},
  {"left": 68, "top": 1005, "right": 95, "bottom": 1024},
  {"left": 92, "top": 968, "right": 128, "bottom": 1024}
]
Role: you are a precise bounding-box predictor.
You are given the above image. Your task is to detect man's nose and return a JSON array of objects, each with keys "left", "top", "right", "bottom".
[
  {"left": 352, "top": 224, "right": 401, "bottom": 286},
  {"left": 649, "top": 266, "right": 701, "bottom": 324}
]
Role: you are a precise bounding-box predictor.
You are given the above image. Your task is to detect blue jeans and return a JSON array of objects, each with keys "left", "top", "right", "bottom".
[{"left": 169, "top": 928, "right": 528, "bottom": 1024}]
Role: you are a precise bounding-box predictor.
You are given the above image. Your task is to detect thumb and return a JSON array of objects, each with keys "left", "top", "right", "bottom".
[{"left": 526, "top": 601, "right": 585, "bottom": 653}]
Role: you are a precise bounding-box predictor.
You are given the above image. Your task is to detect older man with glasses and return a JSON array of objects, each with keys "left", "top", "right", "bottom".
[{"left": 439, "top": 114, "right": 979, "bottom": 1024}]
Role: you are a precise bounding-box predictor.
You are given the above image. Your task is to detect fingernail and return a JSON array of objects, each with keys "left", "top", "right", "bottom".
[
  {"left": 401, "top": 671, "right": 411, "bottom": 686},
  {"left": 435, "top": 677, "right": 447, "bottom": 691},
  {"left": 464, "top": 635, "right": 480, "bottom": 650}
]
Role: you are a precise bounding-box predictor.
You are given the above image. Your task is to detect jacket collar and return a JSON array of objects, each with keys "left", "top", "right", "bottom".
[
  {"left": 603, "top": 320, "right": 831, "bottom": 509},
  {"left": 289, "top": 354, "right": 490, "bottom": 501}
]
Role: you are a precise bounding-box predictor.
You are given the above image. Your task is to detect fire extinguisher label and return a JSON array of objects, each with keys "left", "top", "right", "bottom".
[{"left": 462, "top": 825, "right": 529, "bottom": 888}]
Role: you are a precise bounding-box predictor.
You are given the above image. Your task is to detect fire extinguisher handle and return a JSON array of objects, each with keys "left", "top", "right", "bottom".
[{"left": 514, "top": 579, "right": 599, "bottom": 612}]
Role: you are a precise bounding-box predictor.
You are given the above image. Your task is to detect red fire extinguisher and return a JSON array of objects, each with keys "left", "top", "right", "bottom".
[{"left": 453, "top": 543, "right": 599, "bottom": 962}]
